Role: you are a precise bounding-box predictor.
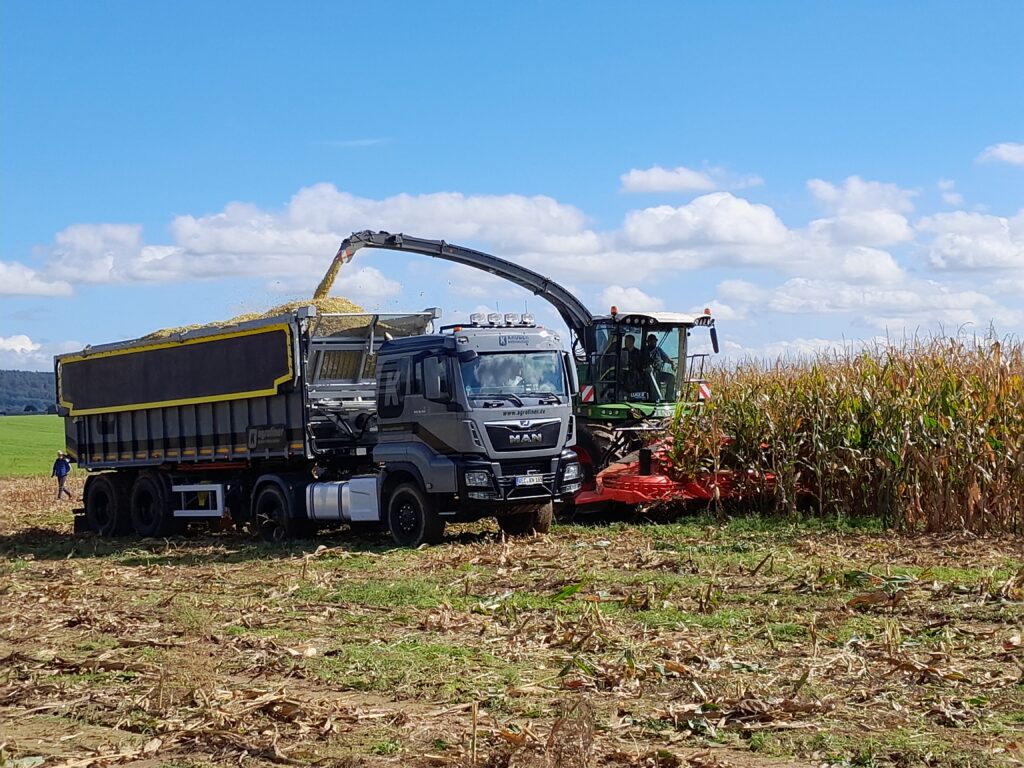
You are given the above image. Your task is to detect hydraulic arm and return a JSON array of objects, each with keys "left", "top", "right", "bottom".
[{"left": 333, "top": 230, "right": 594, "bottom": 335}]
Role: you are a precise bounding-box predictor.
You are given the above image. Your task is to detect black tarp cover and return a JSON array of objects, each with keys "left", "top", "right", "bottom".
[{"left": 58, "top": 324, "right": 294, "bottom": 415}]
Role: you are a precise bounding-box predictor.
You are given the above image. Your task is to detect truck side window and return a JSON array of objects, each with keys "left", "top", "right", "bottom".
[{"left": 423, "top": 356, "right": 451, "bottom": 402}]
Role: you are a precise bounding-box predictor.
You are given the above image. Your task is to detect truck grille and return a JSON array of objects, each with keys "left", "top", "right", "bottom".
[{"left": 485, "top": 419, "right": 561, "bottom": 452}]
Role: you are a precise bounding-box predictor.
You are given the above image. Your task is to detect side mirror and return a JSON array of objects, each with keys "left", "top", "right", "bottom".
[
  {"left": 424, "top": 356, "right": 449, "bottom": 401},
  {"left": 710, "top": 326, "right": 720, "bottom": 355},
  {"left": 563, "top": 351, "right": 579, "bottom": 396}
]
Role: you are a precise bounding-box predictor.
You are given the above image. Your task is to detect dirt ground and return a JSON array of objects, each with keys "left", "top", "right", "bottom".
[{"left": 2, "top": 476, "right": 1023, "bottom": 767}]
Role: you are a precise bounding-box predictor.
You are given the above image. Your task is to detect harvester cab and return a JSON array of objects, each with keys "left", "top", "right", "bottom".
[{"left": 575, "top": 307, "right": 719, "bottom": 420}]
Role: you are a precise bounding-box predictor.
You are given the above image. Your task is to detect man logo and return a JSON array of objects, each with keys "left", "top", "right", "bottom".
[{"left": 509, "top": 432, "right": 543, "bottom": 445}]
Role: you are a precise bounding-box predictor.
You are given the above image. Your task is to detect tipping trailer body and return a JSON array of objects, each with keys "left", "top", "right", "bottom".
[
  {"left": 55, "top": 307, "right": 581, "bottom": 545},
  {"left": 57, "top": 315, "right": 309, "bottom": 470}
]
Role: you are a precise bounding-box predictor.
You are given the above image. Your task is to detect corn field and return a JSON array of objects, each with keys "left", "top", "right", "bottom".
[{"left": 668, "top": 335, "right": 1024, "bottom": 533}]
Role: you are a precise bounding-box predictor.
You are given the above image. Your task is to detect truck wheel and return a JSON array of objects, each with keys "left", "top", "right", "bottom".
[
  {"left": 129, "top": 474, "right": 178, "bottom": 538},
  {"left": 497, "top": 501, "right": 553, "bottom": 536},
  {"left": 85, "top": 474, "right": 128, "bottom": 537},
  {"left": 255, "top": 484, "right": 298, "bottom": 543},
  {"left": 387, "top": 483, "right": 445, "bottom": 547}
]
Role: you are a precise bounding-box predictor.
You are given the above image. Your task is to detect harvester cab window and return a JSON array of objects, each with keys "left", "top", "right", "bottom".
[
  {"left": 643, "top": 327, "right": 682, "bottom": 401},
  {"left": 589, "top": 323, "right": 684, "bottom": 403}
]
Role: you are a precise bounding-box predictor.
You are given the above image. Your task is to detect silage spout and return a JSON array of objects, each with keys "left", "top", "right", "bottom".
[{"left": 313, "top": 245, "right": 355, "bottom": 301}]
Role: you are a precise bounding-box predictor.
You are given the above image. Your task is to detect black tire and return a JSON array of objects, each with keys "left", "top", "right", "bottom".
[
  {"left": 129, "top": 473, "right": 178, "bottom": 538},
  {"left": 84, "top": 474, "right": 129, "bottom": 537},
  {"left": 497, "top": 502, "right": 553, "bottom": 536},
  {"left": 255, "top": 484, "right": 300, "bottom": 543},
  {"left": 386, "top": 483, "right": 444, "bottom": 547}
]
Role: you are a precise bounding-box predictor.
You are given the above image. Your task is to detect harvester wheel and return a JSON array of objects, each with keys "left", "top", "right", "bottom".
[
  {"left": 497, "top": 502, "right": 553, "bottom": 536},
  {"left": 84, "top": 474, "right": 129, "bottom": 537},
  {"left": 129, "top": 473, "right": 178, "bottom": 538},
  {"left": 575, "top": 423, "right": 617, "bottom": 479},
  {"left": 386, "top": 483, "right": 444, "bottom": 547}
]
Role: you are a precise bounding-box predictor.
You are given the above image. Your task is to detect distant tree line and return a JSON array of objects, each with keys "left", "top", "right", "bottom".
[{"left": 0, "top": 370, "right": 56, "bottom": 415}]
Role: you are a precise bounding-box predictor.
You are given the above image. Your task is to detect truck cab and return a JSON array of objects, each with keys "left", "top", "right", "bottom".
[{"left": 367, "top": 312, "right": 582, "bottom": 543}]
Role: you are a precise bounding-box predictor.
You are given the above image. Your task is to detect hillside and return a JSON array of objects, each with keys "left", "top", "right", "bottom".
[{"left": 0, "top": 369, "right": 56, "bottom": 414}]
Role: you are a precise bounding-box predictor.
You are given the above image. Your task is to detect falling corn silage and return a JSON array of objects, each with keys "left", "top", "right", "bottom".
[{"left": 145, "top": 251, "right": 361, "bottom": 339}]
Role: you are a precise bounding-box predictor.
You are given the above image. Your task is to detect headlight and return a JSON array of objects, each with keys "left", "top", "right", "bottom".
[
  {"left": 465, "top": 470, "right": 492, "bottom": 487},
  {"left": 562, "top": 461, "right": 582, "bottom": 481}
]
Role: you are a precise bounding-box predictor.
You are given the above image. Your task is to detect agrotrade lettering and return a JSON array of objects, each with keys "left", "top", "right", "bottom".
[
  {"left": 498, "top": 334, "right": 529, "bottom": 346},
  {"left": 501, "top": 408, "right": 548, "bottom": 417},
  {"left": 247, "top": 425, "right": 288, "bottom": 450}
]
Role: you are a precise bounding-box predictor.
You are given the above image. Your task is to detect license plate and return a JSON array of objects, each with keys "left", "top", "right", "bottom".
[{"left": 515, "top": 475, "right": 543, "bottom": 487}]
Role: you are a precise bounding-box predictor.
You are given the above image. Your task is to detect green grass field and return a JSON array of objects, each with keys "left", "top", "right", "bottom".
[{"left": 0, "top": 414, "right": 65, "bottom": 476}]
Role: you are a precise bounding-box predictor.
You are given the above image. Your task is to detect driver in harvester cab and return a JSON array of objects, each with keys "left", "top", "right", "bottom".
[
  {"left": 643, "top": 333, "right": 676, "bottom": 399},
  {"left": 618, "top": 334, "right": 644, "bottom": 392}
]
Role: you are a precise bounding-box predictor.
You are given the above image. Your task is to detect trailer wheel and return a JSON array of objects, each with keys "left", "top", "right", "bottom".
[
  {"left": 386, "top": 483, "right": 444, "bottom": 547},
  {"left": 84, "top": 474, "right": 128, "bottom": 537},
  {"left": 129, "top": 474, "right": 178, "bottom": 538},
  {"left": 255, "top": 484, "right": 311, "bottom": 543},
  {"left": 497, "top": 502, "right": 553, "bottom": 536}
]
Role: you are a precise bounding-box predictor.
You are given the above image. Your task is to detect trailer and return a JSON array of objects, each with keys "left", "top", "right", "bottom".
[{"left": 56, "top": 307, "right": 582, "bottom": 546}]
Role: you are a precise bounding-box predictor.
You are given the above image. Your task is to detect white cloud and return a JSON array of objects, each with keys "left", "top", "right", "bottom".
[
  {"left": 991, "top": 276, "right": 1024, "bottom": 295},
  {"left": 770, "top": 279, "right": 988, "bottom": 319},
  {"left": 805, "top": 176, "right": 915, "bottom": 248},
  {"left": 598, "top": 285, "right": 665, "bottom": 312},
  {"left": 717, "top": 276, "right": 1013, "bottom": 332},
  {"left": 620, "top": 165, "right": 762, "bottom": 194},
  {"left": 721, "top": 336, "right": 886, "bottom": 362},
  {"left": 918, "top": 210, "right": 1024, "bottom": 269},
  {"left": 624, "top": 193, "right": 790, "bottom": 248},
  {"left": 0, "top": 261, "right": 73, "bottom": 296},
  {"left": 0, "top": 335, "right": 82, "bottom": 371},
  {"left": 0, "top": 334, "right": 40, "bottom": 354},
  {"left": 621, "top": 166, "right": 716, "bottom": 193},
  {"left": 808, "top": 176, "right": 916, "bottom": 214},
  {"left": 42, "top": 186, "right": 597, "bottom": 286},
  {"left": 978, "top": 142, "right": 1024, "bottom": 166},
  {"left": 938, "top": 179, "right": 964, "bottom": 207},
  {"left": 807, "top": 210, "right": 914, "bottom": 247}
]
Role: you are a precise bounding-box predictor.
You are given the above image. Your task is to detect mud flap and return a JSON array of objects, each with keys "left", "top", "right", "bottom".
[{"left": 72, "top": 509, "right": 90, "bottom": 534}]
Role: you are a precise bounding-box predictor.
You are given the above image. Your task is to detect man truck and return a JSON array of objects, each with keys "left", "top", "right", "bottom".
[{"left": 55, "top": 306, "right": 582, "bottom": 546}]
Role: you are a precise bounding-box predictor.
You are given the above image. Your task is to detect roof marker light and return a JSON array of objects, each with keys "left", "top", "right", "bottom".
[
  {"left": 469, "top": 312, "right": 485, "bottom": 325},
  {"left": 487, "top": 312, "right": 501, "bottom": 325}
]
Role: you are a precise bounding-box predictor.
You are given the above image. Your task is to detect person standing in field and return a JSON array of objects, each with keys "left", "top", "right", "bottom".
[{"left": 52, "top": 451, "right": 72, "bottom": 500}]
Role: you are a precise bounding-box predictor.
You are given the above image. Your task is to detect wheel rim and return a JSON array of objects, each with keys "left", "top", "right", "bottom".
[{"left": 394, "top": 498, "right": 420, "bottom": 535}]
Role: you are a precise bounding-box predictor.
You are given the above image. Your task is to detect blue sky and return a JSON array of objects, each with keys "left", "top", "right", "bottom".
[{"left": 2, "top": 1, "right": 1023, "bottom": 369}]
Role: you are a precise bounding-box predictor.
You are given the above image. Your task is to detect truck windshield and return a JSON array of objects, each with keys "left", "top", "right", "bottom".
[{"left": 460, "top": 351, "right": 567, "bottom": 401}]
